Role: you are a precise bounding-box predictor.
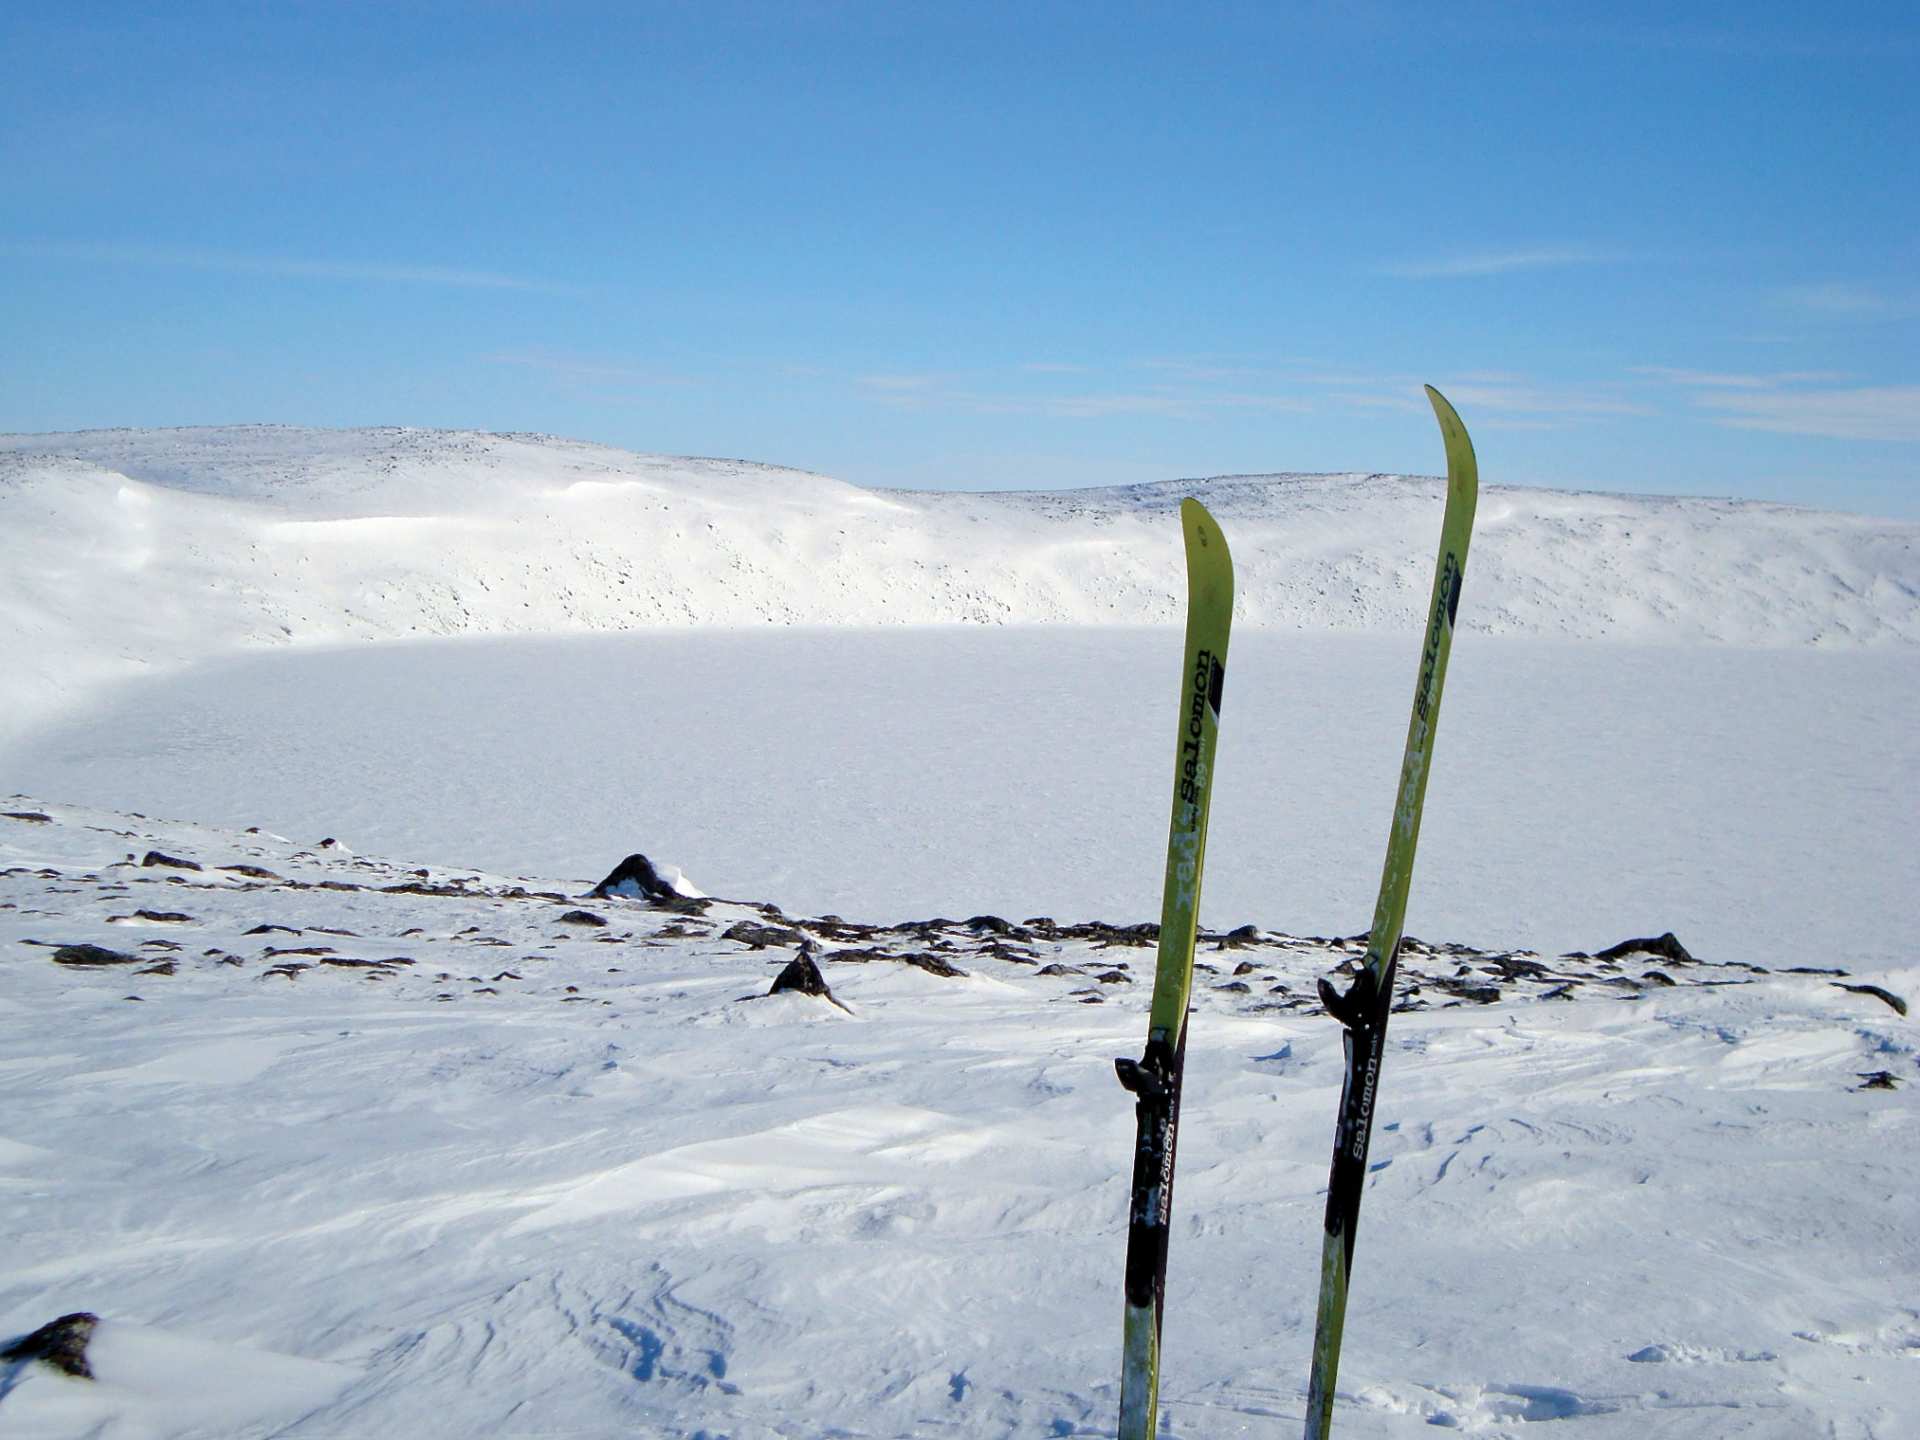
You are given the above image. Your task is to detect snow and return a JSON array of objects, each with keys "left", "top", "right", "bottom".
[
  {"left": 4, "top": 426, "right": 1917, "bottom": 745},
  {"left": 0, "top": 802, "right": 1913, "bottom": 1437},
  {"left": 2, "top": 426, "right": 1917, "bottom": 1437}
]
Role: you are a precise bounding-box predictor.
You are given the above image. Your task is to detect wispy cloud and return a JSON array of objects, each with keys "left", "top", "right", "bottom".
[
  {"left": 487, "top": 349, "right": 693, "bottom": 390},
  {"left": 1700, "top": 386, "right": 1920, "bottom": 442},
  {"left": 1632, "top": 365, "right": 1850, "bottom": 389},
  {"left": 1377, "top": 247, "right": 1615, "bottom": 279},
  {"left": 1293, "top": 367, "right": 1648, "bottom": 425},
  {"left": 852, "top": 363, "right": 1313, "bottom": 420},
  {"left": 8, "top": 239, "right": 581, "bottom": 294},
  {"left": 1776, "top": 282, "right": 1918, "bottom": 318},
  {"left": 1635, "top": 365, "right": 1919, "bottom": 441}
]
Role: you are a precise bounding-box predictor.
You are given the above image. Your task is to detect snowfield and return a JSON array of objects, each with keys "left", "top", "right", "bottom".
[
  {"left": 1, "top": 426, "right": 1916, "bottom": 1437},
  {"left": 0, "top": 802, "right": 1913, "bottom": 1438}
]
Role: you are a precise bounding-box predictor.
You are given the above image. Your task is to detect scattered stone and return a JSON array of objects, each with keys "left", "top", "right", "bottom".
[
  {"left": 3, "top": 811, "right": 52, "bottom": 824},
  {"left": 381, "top": 881, "right": 470, "bottom": 897},
  {"left": 220, "top": 864, "right": 282, "bottom": 880},
  {"left": 900, "top": 952, "right": 967, "bottom": 979},
  {"left": 1833, "top": 982, "right": 1908, "bottom": 1017},
  {"left": 1215, "top": 980, "right": 1252, "bottom": 993},
  {"left": 1233, "top": 960, "right": 1258, "bottom": 976},
  {"left": 52, "top": 944, "right": 144, "bottom": 967},
  {"left": 722, "top": 920, "right": 805, "bottom": 949},
  {"left": 1036, "top": 963, "right": 1082, "bottom": 977},
  {"left": 558, "top": 910, "right": 609, "bottom": 927},
  {"left": 1642, "top": 970, "right": 1678, "bottom": 987},
  {"left": 767, "top": 948, "right": 853, "bottom": 1012},
  {"left": 2, "top": 1312, "right": 98, "bottom": 1378},
  {"left": 1094, "top": 969, "right": 1132, "bottom": 985},
  {"left": 1593, "top": 932, "right": 1694, "bottom": 965},
  {"left": 591, "top": 853, "right": 685, "bottom": 903},
  {"left": 107, "top": 909, "right": 194, "bottom": 925},
  {"left": 1857, "top": 1071, "right": 1900, "bottom": 1091},
  {"left": 141, "top": 851, "right": 201, "bottom": 872},
  {"left": 135, "top": 960, "right": 177, "bottom": 976},
  {"left": 263, "top": 963, "right": 308, "bottom": 980}
]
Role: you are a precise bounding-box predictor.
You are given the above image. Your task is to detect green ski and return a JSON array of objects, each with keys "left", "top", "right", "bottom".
[
  {"left": 1115, "top": 497, "right": 1234, "bottom": 1440},
  {"left": 1302, "top": 386, "right": 1479, "bottom": 1438}
]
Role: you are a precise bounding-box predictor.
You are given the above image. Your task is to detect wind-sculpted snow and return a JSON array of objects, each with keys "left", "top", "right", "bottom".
[
  {"left": 2, "top": 800, "right": 1915, "bottom": 1437},
  {"left": 3, "top": 425, "right": 1917, "bottom": 739}
]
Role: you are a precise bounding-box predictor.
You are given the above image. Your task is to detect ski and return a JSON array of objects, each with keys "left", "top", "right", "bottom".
[
  {"left": 1115, "top": 496, "right": 1234, "bottom": 1440},
  {"left": 1302, "top": 386, "right": 1479, "bottom": 1439}
]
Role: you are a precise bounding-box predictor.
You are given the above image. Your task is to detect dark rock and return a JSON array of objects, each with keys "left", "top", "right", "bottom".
[
  {"left": 1094, "top": 969, "right": 1132, "bottom": 985},
  {"left": 2, "top": 1311, "right": 98, "bottom": 1378},
  {"left": 1857, "top": 1070, "right": 1900, "bottom": 1090},
  {"left": 1488, "top": 956, "right": 1553, "bottom": 981},
  {"left": 220, "top": 864, "right": 282, "bottom": 880},
  {"left": 1834, "top": 983, "right": 1908, "bottom": 1017},
  {"left": 141, "top": 851, "right": 202, "bottom": 872},
  {"left": 722, "top": 920, "right": 805, "bottom": 949},
  {"left": 964, "top": 914, "right": 1015, "bottom": 935},
  {"left": 3, "top": 811, "right": 52, "bottom": 824},
  {"left": 1642, "top": 970, "right": 1678, "bottom": 987},
  {"left": 591, "top": 853, "right": 682, "bottom": 902},
  {"left": 1784, "top": 966, "right": 1848, "bottom": 976},
  {"left": 1232, "top": 960, "right": 1257, "bottom": 976},
  {"left": 558, "top": 910, "right": 609, "bottom": 927},
  {"left": 52, "top": 944, "right": 143, "bottom": 967},
  {"left": 1593, "top": 932, "right": 1694, "bottom": 965},
  {"left": 1036, "top": 963, "right": 1082, "bottom": 977},
  {"left": 1215, "top": 980, "right": 1252, "bottom": 993},
  {"left": 125, "top": 910, "right": 193, "bottom": 924},
  {"left": 901, "top": 952, "right": 967, "bottom": 979},
  {"left": 381, "top": 881, "right": 471, "bottom": 897},
  {"left": 768, "top": 949, "right": 851, "bottom": 1012},
  {"left": 135, "top": 961, "right": 177, "bottom": 976}
]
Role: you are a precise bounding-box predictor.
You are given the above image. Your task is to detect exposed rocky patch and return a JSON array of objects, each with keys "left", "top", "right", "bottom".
[{"left": 3, "top": 797, "right": 1903, "bottom": 1085}]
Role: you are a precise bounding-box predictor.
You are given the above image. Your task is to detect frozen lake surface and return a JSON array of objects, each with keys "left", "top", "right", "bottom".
[{"left": 8, "top": 627, "right": 1915, "bottom": 970}]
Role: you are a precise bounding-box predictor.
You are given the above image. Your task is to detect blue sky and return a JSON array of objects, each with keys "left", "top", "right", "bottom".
[{"left": 4, "top": 2, "right": 1915, "bottom": 513}]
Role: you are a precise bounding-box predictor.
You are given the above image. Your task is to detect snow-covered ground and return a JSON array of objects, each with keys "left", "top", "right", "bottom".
[
  {"left": 2, "top": 427, "right": 1916, "bottom": 1437},
  {"left": 1, "top": 802, "right": 1913, "bottom": 1438}
]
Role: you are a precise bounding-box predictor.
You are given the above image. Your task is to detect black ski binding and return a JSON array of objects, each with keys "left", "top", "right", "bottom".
[
  {"left": 1317, "top": 967, "right": 1380, "bottom": 1032},
  {"left": 1115, "top": 1039, "right": 1174, "bottom": 1102}
]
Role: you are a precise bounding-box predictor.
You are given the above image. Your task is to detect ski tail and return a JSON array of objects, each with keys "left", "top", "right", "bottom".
[
  {"left": 1116, "top": 497, "right": 1233, "bottom": 1440},
  {"left": 1303, "top": 387, "right": 1478, "bottom": 1439}
]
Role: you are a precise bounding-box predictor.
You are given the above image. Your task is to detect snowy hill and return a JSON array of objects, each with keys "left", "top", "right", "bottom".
[{"left": 4, "top": 425, "right": 1917, "bottom": 741}]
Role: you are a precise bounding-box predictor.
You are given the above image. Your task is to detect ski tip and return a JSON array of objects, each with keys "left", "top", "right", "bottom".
[
  {"left": 1423, "top": 384, "right": 1466, "bottom": 438},
  {"left": 1422, "top": 385, "right": 1479, "bottom": 497},
  {"left": 1179, "top": 496, "right": 1232, "bottom": 562}
]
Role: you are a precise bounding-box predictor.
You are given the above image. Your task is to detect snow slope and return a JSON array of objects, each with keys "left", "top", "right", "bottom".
[
  {"left": 4, "top": 426, "right": 1916, "bottom": 742},
  {"left": 2, "top": 801, "right": 1914, "bottom": 1439}
]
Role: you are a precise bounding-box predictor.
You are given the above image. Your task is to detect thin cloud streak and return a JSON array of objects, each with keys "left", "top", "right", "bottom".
[
  {"left": 8, "top": 239, "right": 582, "bottom": 294},
  {"left": 487, "top": 350, "right": 694, "bottom": 390},
  {"left": 1377, "top": 247, "right": 1615, "bottom": 279},
  {"left": 1777, "top": 282, "right": 1918, "bottom": 318},
  {"left": 1633, "top": 366, "right": 1851, "bottom": 389},
  {"left": 1700, "top": 386, "right": 1920, "bottom": 442}
]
